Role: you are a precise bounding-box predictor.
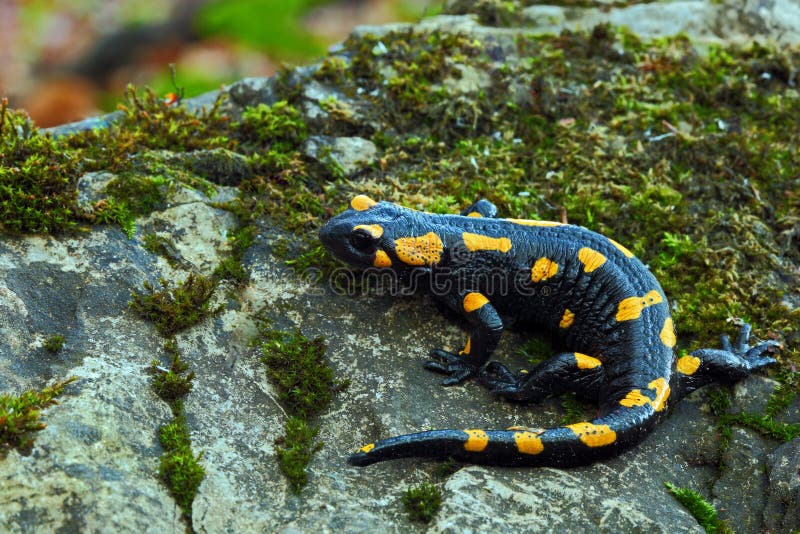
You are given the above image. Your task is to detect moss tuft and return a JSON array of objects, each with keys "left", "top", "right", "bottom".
[
  {"left": 260, "top": 328, "right": 343, "bottom": 420},
  {"left": 0, "top": 377, "right": 76, "bottom": 456},
  {"left": 130, "top": 273, "right": 219, "bottom": 336},
  {"left": 402, "top": 482, "right": 443, "bottom": 523},
  {"left": 43, "top": 334, "right": 66, "bottom": 353},
  {"left": 275, "top": 416, "right": 324, "bottom": 494},
  {"left": 0, "top": 98, "right": 80, "bottom": 233},
  {"left": 664, "top": 481, "right": 730, "bottom": 534}
]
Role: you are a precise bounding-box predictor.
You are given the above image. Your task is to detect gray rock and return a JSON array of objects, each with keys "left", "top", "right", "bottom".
[
  {"left": 304, "top": 136, "right": 378, "bottom": 177},
  {"left": 521, "top": 0, "right": 800, "bottom": 46},
  {"left": 764, "top": 438, "right": 800, "bottom": 532},
  {"left": 712, "top": 427, "right": 771, "bottom": 533}
]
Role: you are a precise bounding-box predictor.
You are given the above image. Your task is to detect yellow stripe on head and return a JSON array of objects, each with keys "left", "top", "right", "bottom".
[{"left": 351, "top": 195, "right": 377, "bottom": 211}]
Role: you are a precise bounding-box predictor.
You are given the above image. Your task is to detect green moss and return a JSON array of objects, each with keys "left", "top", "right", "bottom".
[
  {"left": 401, "top": 482, "right": 442, "bottom": 523},
  {"left": 0, "top": 377, "right": 76, "bottom": 456},
  {"left": 257, "top": 321, "right": 345, "bottom": 491},
  {"left": 0, "top": 98, "right": 80, "bottom": 233},
  {"left": 151, "top": 341, "right": 195, "bottom": 403},
  {"left": 260, "top": 328, "right": 343, "bottom": 420},
  {"left": 275, "top": 416, "right": 324, "bottom": 494},
  {"left": 105, "top": 174, "right": 166, "bottom": 216},
  {"left": 213, "top": 224, "right": 256, "bottom": 285},
  {"left": 142, "top": 233, "right": 185, "bottom": 268},
  {"left": 158, "top": 410, "right": 205, "bottom": 520},
  {"left": 130, "top": 273, "right": 220, "bottom": 337},
  {"left": 664, "top": 481, "right": 730, "bottom": 534},
  {"left": 43, "top": 334, "right": 65, "bottom": 353},
  {"left": 150, "top": 339, "right": 204, "bottom": 525}
]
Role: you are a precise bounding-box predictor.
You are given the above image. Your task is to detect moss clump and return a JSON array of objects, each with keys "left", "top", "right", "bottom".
[
  {"left": 664, "top": 481, "right": 730, "bottom": 534},
  {"left": 275, "top": 416, "right": 324, "bottom": 493},
  {"left": 157, "top": 410, "right": 205, "bottom": 520},
  {"left": 151, "top": 340, "right": 195, "bottom": 402},
  {"left": 402, "top": 482, "right": 443, "bottom": 523},
  {"left": 43, "top": 334, "right": 66, "bottom": 353},
  {"left": 0, "top": 377, "right": 76, "bottom": 456},
  {"left": 213, "top": 223, "right": 256, "bottom": 285},
  {"left": 151, "top": 339, "right": 204, "bottom": 525},
  {"left": 261, "top": 329, "right": 343, "bottom": 420},
  {"left": 104, "top": 174, "right": 167, "bottom": 217},
  {"left": 130, "top": 273, "right": 219, "bottom": 336},
  {"left": 258, "top": 323, "right": 345, "bottom": 493},
  {"left": 0, "top": 98, "right": 80, "bottom": 233}
]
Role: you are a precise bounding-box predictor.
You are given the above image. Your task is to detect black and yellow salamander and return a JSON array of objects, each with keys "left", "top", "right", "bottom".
[{"left": 319, "top": 195, "right": 779, "bottom": 467}]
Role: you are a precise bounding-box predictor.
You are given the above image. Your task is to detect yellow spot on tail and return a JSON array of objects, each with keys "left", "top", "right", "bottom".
[
  {"left": 559, "top": 309, "right": 575, "bottom": 329},
  {"left": 351, "top": 195, "right": 376, "bottom": 211},
  {"left": 566, "top": 422, "right": 617, "bottom": 447},
  {"left": 358, "top": 443, "right": 375, "bottom": 453},
  {"left": 514, "top": 431, "right": 544, "bottom": 455},
  {"left": 578, "top": 247, "right": 607, "bottom": 272},
  {"left": 354, "top": 224, "right": 383, "bottom": 238},
  {"left": 463, "top": 292, "right": 489, "bottom": 313},
  {"left": 677, "top": 355, "right": 701, "bottom": 375},
  {"left": 619, "top": 377, "right": 670, "bottom": 412},
  {"left": 460, "top": 337, "right": 472, "bottom": 356},
  {"left": 373, "top": 250, "right": 392, "bottom": 268},
  {"left": 467, "top": 211, "right": 483, "bottom": 218},
  {"left": 608, "top": 237, "right": 634, "bottom": 258},
  {"left": 616, "top": 290, "right": 663, "bottom": 322},
  {"left": 530, "top": 257, "right": 559, "bottom": 282},
  {"left": 506, "top": 218, "right": 563, "bottom": 227},
  {"left": 462, "top": 232, "right": 512, "bottom": 253},
  {"left": 394, "top": 232, "right": 444, "bottom": 266},
  {"left": 660, "top": 317, "right": 676, "bottom": 348},
  {"left": 574, "top": 353, "right": 601, "bottom": 369},
  {"left": 464, "top": 429, "right": 489, "bottom": 452}
]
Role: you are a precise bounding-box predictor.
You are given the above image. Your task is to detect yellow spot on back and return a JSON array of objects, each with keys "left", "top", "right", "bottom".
[
  {"left": 353, "top": 224, "right": 383, "bottom": 238},
  {"left": 394, "top": 232, "right": 444, "bottom": 266},
  {"left": 676, "top": 355, "right": 701, "bottom": 375},
  {"left": 578, "top": 247, "right": 607, "bottom": 273},
  {"left": 660, "top": 317, "right": 676, "bottom": 348},
  {"left": 506, "top": 218, "right": 563, "bottom": 227},
  {"left": 373, "top": 250, "right": 392, "bottom": 268},
  {"left": 464, "top": 429, "right": 489, "bottom": 452},
  {"left": 574, "top": 353, "right": 602, "bottom": 369},
  {"left": 616, "top": 290, "right": 664, "bottom": 322},
  {"left": 461, "top": 337, "right": 472, "bottom": 356},
  {"left": 463, "top": 292, "right": 489, "bottom": 313},
  {"left": 649, "top": 377, "right": 670, "bottom": 412},
  {"left": 462, "top": 232, "right": 512, "bottom": 253},
  {"left": 466, "top": 211, "right": 483, "bottom": 218},
  {"left": 566, "top": 422, "right": 617, "bottom": 447},
  {"left": 559, "top": 309, "right": 575, "bottom": 329},
  {"left": 530, "top": 257, "right": 559, "bottom": 282},
  {"left": 358, "top": 443, "right": 375, "bottom": 453},
  {"left": 514, "top": 431, "right": 544, "bottom": 455},
  {"left": 619, "top": 377, "right": 671, "bottom": 412},
  {"left": 608, "top": 237, "right": 634, "bottom": 258},
  {"left": 351, "top": 195, "right": 376, "bottom": 211}
]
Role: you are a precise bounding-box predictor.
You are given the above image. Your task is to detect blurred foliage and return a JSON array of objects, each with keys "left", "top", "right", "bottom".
[{"left": 196, "top": 0, "right": 337, "bottom": 60}]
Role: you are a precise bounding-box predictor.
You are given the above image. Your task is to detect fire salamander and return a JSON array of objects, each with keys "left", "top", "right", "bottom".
[{"left": 319, "top": 195, "right": 779, "bottom": 467}]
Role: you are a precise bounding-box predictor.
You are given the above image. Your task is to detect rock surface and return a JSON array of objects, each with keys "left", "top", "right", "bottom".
[{"left": 3, "top": 1, "right": 799, "bottom": 532}]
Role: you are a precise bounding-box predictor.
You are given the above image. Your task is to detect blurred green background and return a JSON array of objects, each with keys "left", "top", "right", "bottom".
[{"left": 0, "top": 0, "right": 437, "bottom": 126}]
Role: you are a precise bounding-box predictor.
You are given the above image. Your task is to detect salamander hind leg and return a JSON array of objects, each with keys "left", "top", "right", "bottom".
[
  {"left": 479, "top": 352, "right": 605, "bottom": 403},
  {"left": 673, "top": 323, "right": 780, "bottom": 398}
]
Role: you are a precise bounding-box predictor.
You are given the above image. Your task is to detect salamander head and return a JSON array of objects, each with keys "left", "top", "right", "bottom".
[{"left": 319, "top": 195, "right": 407, "bottom": 269}]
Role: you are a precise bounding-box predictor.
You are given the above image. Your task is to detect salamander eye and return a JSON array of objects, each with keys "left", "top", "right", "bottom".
[{"left": 349, "top": 229, "right": 375, "bottom": 251}]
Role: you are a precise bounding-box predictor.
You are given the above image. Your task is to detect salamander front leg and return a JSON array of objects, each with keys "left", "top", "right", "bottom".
[{"left": 424, "top": 292, "right": 503, "bottom": 386}]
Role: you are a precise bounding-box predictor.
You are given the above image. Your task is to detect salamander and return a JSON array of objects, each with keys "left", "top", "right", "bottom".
[{"left": 319, "top": 195, "right": 779, "bottom": 467}]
